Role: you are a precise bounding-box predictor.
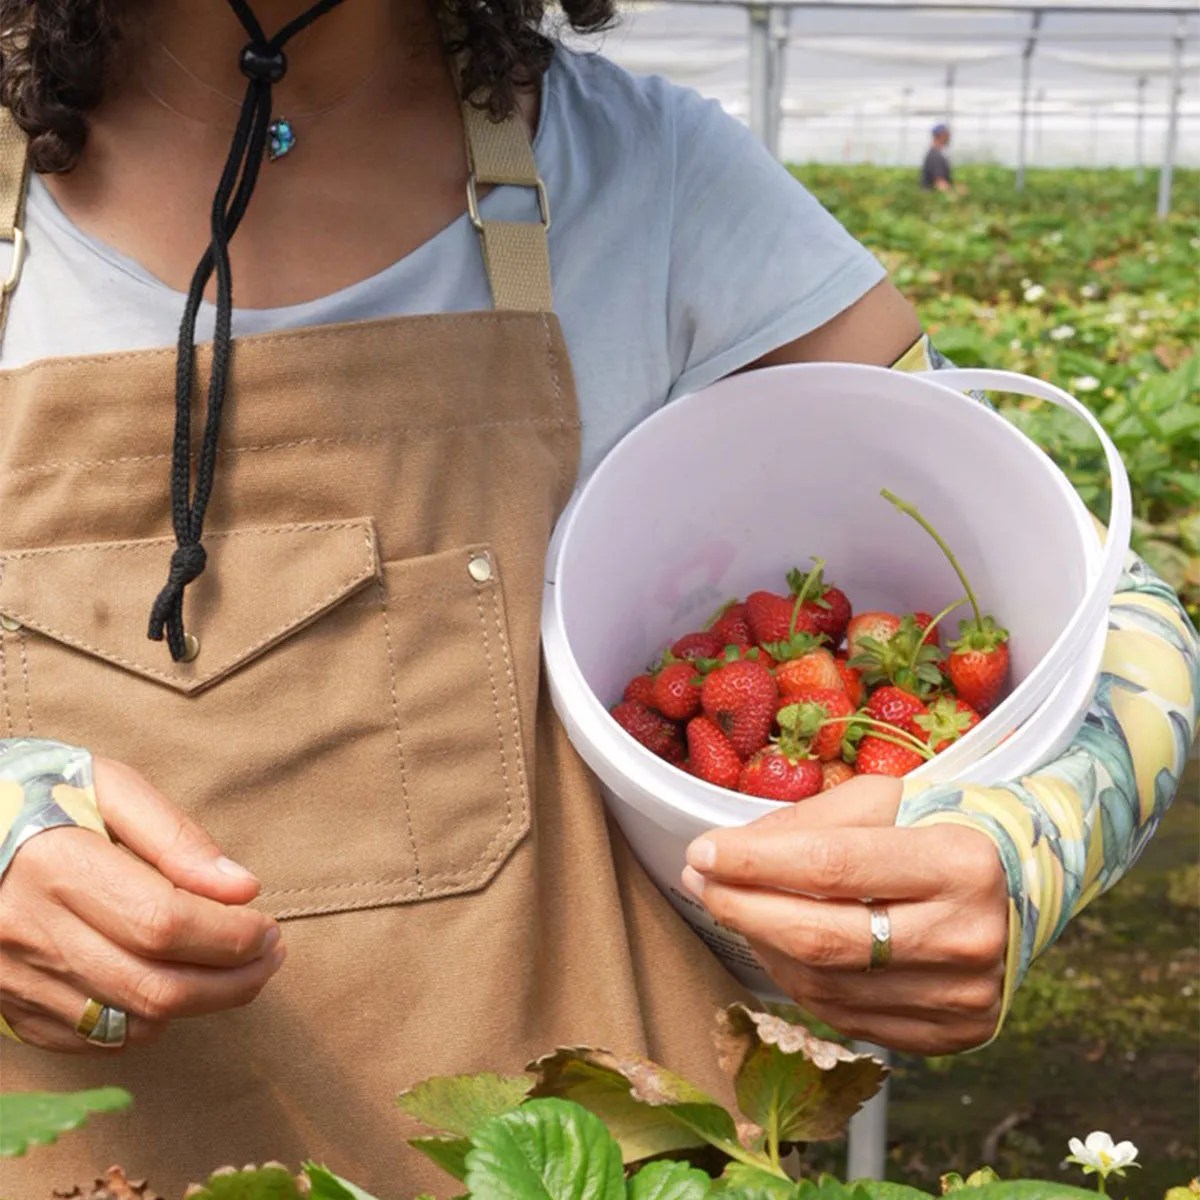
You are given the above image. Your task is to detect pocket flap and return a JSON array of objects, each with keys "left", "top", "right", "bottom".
[{"left": 0, "top": 520, "right": 380, "bottom": 694}]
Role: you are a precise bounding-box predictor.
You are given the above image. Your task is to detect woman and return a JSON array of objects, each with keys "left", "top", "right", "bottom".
[{"left": 0, "top": 0, "right": 1194, "bottom": 1193}]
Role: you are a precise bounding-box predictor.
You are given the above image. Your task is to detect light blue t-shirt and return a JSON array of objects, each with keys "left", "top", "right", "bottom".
[{"left": 5, "top": 48, "right": 885, "bottom": 476}]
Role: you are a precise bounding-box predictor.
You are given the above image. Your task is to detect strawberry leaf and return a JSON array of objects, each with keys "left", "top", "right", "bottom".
[
  {"left": 715, "top": 1005, "right": 888, "bottom": 1148},
  {"left": 0, "top": 1088, "right": 131, "bottom": 1158},
  {"left": 395, "top": 1071, "right": 531, "bottom": 1139},
  {"left": 304, "top": 1164, "right": 384, "bottom": 1200},
  {"left": 528, "top": 1046, "right": 746, "bottom": 1165},
  {"left": 408, "top": 1137, "right": 472, "bottom": 1181},
  {"left": 627, "top": 1160, "right": 714, "bottom": 1199},
  {"left": 464, "top": 1097, "right": 625, "bottom": 1200},
  {"left": 181, "top": 1165, "right": 304, "bottom": 1200},
  {"left": 712, "top": 1162, "right": 801, "bottom": 1197}
]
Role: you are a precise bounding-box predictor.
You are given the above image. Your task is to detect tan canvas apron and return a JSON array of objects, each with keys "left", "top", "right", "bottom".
[{"left": 0, "top": 97, "right": 749, "bottom": 1196}]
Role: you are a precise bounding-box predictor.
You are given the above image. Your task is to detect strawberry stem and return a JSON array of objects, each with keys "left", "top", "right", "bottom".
[
  {"left": 788, "top": 556, "right": 824, "bottom": 637},
  {"left": 881, "top": 489, "right": 984, "bottom": 632},
  {"left": 907, "top": 597, "right": 967, "bottom": 671},
  {"left": 819, "top": 715, "right": 934, "bottom": 759}
]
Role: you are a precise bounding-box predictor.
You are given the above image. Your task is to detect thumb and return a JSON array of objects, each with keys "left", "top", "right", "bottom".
[{"left": 92, "top": 756, "right": 260, "bottom": 903}]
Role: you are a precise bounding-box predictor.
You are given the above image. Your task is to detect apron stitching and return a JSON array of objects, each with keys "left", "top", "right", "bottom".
[
  {"left": 0, "top": 312, "right": 561, "bottom": 379},
  {"left": 1, "top": 421, "right": 573, "bottom": 478},
  {"left": 475, "top": 581, "right": 515, "bottom": 840},
  {"left": 0, "top": 519, "right": 376, "bottom": 557},
  {"left": 18, "top": 630, "right": 31, "bottom": 735},
  {"left": 377, "top": 576, "right": 424, "bottom": 896},
  {"left": 0, "top": 566, "right": 375, "bottom": 685},
  {"left": 487, "top": 576, "right": 530, "bottom": 816},
  {"left": 0, "top": 632, "right": 10, "bottom": 738}
]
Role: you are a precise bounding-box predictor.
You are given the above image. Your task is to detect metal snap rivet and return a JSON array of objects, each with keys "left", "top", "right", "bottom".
[
  {"left": 0, "top": 614, "right": 21, "bottom": 632},
  {"left": 181, "top": 632, "right": 201, "bottom": 663},
  {"left": 467, "top": 553, "right": 492, "bottom": 583}
]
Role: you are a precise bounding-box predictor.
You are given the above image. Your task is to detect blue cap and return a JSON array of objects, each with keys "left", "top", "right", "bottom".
[{"left": 932, "top": 122, "right": 949, "bottom": 136}]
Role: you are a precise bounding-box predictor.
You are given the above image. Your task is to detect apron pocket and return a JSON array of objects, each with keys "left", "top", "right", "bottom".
[{"left": 0, "top": 526, "right": 531, "bottom": 916}]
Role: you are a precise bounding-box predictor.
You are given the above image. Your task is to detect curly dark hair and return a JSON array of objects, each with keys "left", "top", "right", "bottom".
[{"left": 0, "top": 0, "right": 615, "bottom": 174}]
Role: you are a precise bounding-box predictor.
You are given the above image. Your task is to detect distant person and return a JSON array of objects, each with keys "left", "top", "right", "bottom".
[{"left": 921, "top": 123, "right": 954, "bottom": 192}]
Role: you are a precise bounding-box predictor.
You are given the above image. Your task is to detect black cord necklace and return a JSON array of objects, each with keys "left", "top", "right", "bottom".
[{"left": 148, "top": 0, "right": 347, "bottom": 662}]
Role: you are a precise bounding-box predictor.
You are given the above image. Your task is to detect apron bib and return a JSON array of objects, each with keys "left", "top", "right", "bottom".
[{"left": 0, "top": 97, "right": 748, "bottom": 1195}]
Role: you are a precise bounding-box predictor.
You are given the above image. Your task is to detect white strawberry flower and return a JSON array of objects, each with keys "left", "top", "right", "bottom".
[
  {"left": 1072, "top": 375, "right": 1101, "bottom": 393},
  {"left": 1050, "top": 324, "right": 1076, "bottom": 341},
  {"left": 1081, "top": 283, "right": 1100, "bottom": 299},
  {"left": 1024, "top": 283, "right": 1047, "bottom": 302},
  {"left": 1066, "top": 1132, "right": 1139, "bottom": 1189}
]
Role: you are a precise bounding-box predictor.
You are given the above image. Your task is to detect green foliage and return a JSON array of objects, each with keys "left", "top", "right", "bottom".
[
  {"left": 463, "top": 1097, "right": 626, "bottom": 1198},
  {"left": 182, "top": 1165, "right": 305, "bottom": 1200},
  {"left": 626, "top": 1160, "right": 714, "bottom": 1199},
  {"left": 791, "top": 164, "right": 1200, "bottom": 621},
  {"left": 0, "top": 1087, "right": 131, "bottom": 1157}
]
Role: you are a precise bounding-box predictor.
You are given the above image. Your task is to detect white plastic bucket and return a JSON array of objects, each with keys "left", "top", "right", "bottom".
[{"left": 542, "top": 363, "right": 1131, "bottom": 996}]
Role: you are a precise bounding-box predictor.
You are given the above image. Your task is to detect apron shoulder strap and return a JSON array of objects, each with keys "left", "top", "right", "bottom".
[
  {"left": 460, "top": 98, "right": 553, "bottom": 314},
  {"left": 0, "top": 106, "right": 30, "bottom": 352}
]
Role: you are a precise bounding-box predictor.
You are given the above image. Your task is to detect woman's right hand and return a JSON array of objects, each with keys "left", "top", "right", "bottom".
[{"left": 0, "top": 757, "right": 286, "bottom": 1052}]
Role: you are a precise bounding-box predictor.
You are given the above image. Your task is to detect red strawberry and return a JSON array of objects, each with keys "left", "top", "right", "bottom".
[
  {"left": 787, "top": 560, "right": 853, "bottom": 647},
  {"left": 947, "top": 631, "right": 1010, "bottom": 715},
  {"left": 913, "top": 611, "right": 941, "bottom": 649},
  {"left": 855, "top": 735, "right": 926, "bottom": 778},
  {"left": 738, "top": 746, "right": 822, "bottom": 802},
  {"left": 700, "top": 658, "right": 778, "bottom": 758},
  {"left": 710, "top": 603, "right": 753, "bottom": 649},
  {"left": 846, "top": 611, "right": 903, "bottom": 659},
  {"left": 745, "top": 591, "right": 797, "bottom": 646},
  {"left": 623, "top": 674, "right": 657, "bottom": 707},
  {"left": 916, "top": 696, "right": 982, "bottom": 754},
  {"left": 612, "top": 701, "right": 684, "bottom": 763},
  {"left": 864, "top": 686, "right": 929, "bottom": 735},
  {"left": 686, "top": 717, "right": 743, "bottom": 790},
  {"left": 670, "top": 631, "right": 725, "bottom": 662},
  {"left": 777, "top": 688, "right": 855, "bottom": 762},
  {"left": 651, "top": 661, "right": 703, "bottom": 721},
  {"left": 820, "top": 760, "right": 856, "bottom": 792},
  {"left": 776, "top": 645, "right": 843, "bottom": 699},
  {"left": 836, "top": 661, "right": 864, "bottom": 708}
]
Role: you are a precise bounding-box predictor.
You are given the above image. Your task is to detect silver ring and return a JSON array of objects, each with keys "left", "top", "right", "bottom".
[
  {"left": 867, "top": 905, "right": 892, "bottom": 971},
  {"left": 85, "top": 1003, "right": 128, "bottom": 1048}
]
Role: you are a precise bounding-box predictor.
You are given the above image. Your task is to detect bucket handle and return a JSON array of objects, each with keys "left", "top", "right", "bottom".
[{"left": 912, "top": 368, "right": 1132, "bottom": 778}]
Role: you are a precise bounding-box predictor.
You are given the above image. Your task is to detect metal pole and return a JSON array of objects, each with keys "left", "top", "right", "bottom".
[
  {"left": 1157, "top": 18, "right": 1184, "bottom": 220},
  {"left": 900, "top": 86, "right": 913, "bottom": 166},
  {"left": 1135, "top": 75, "right": 1147, "bottom": 184},
  {"left": 749, "top": 4, "right": 773, "bottom": 147},
  {"left": 766, "top": 7, "right": 790, "bottom": 158},
  {"left": 1034, "top": 87, "right": 1045, "bottom": 165},
  {"left": 1016, "top": 11, "right": 1042, "bottom": 191},
  {"left": 945, "top": 64, "right": 957, "bottom": 124},
  {"left": 1090, "top": 103, "right": 1100, "bottom": 168},
  {"left": 846, "top": 1044, "right": 892, "bottom": 1181}
]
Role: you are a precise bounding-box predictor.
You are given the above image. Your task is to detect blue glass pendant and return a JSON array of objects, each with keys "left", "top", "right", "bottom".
[{"left": 267, "top": 118, "right": 296, "bottom": 162}]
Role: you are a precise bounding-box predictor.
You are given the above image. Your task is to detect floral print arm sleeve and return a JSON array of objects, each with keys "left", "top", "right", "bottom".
[{"left": 893, "top": 334, "right": 1200, "bottom": 1034}]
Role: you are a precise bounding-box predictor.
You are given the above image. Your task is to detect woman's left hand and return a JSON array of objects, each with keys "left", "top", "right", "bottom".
[{"left": 680, "top": 775, "right": 1009, "bottom": 1054}]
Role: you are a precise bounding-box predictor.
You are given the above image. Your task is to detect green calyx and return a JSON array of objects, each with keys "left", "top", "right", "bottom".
[
  {"left": 914, "top": 697, "right": 975, "bottom": 746},
  {"left": 762, "top": 630, "right": 828, "bottom": 662},
  {"left": 836, "top": 715, "right": 935, "bottom": 760},
  {"left": 693, "top": 645, "right": 763, "bottom": 678},
  {"left": 771, "top": 704, "right": 821, "bottom": 759},
  {"left": 786, "top": 558, "right": 834, "bottom": 611},
  {"left": 949, "top": 613, "right": 1011, "bottom": 654},
  {"left": 847, "top": 614, "right": 947, "bottom": 699}
]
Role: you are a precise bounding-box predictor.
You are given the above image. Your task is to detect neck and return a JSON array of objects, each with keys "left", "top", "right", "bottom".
[{"left": 132, "top": 0, "right": 440, "bottom": 120}]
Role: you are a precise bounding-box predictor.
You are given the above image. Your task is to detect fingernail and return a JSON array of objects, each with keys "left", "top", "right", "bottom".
[
  {"left": 686, "top": 838, "right": 717, "bottom": 872},
  {"left": 681, "top": 865, "right": 706, "bottom": 898},
  {"left": 260, "top": 926, "right": 280, "bottom": 955},
  {"left": 215, "top": 856, "right": 257, "bottom": 882},
  {"left": 268, "top": 943, "right": 288, "bottom": 971}
]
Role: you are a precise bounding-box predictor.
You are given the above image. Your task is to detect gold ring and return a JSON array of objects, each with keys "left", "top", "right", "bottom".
[
  {"left": 867, "top": 905, "right": 892, "bottom": 971},
  {"left": 74, "top": 997, "right": 105, "bottom": 1039}
]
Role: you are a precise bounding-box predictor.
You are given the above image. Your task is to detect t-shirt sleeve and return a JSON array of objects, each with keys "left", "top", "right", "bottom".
[{"left": 664, "top": 85, "right": 886, "bottom": 401}]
